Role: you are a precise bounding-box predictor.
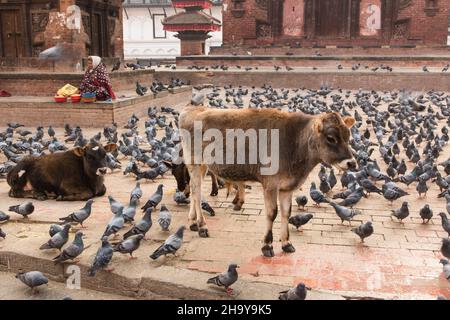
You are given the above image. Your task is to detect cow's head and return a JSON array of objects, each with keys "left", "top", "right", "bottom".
[
  {"left": 312, "top": 112, "right": 357, "bottom": 171},
  {"left": 163, "top": 160, "right": 190, "bottom": 194},
  {"left": 73, "top": 143, "right": 118, "bottom": 177}
]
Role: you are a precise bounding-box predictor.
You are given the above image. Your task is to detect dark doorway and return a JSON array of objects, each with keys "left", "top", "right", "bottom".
[
  {"left": 0, "top": 9, "right": 24, "bottom": 57},
  {"left": 315, "top": 0, "right": 350, "bottom": 38},
  {"left": 91, "top": 13, "right": 104, "bottom": 56}
]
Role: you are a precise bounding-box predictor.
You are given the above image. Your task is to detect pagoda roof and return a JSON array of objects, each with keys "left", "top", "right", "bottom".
[
  {"left": 163, "top": 11, "right": 221, "bottom": 26},
  {"left": 171, "top": 0, "right": 214, "bottom": 9}
]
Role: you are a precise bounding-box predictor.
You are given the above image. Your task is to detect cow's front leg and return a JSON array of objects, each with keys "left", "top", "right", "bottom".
[
  {"left": 196, "top": 165, "right": 209, "bottom": 237},
  {"left": 279, "top": 190, "right": 295, "bottom": 253},
  {"left": 262, "top": 187, "right": 278, "bottom": 257},
  {"left": 187, "top": 165, "right": 206, "bottom": 235}
]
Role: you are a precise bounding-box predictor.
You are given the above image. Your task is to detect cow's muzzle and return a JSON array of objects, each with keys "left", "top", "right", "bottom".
[{"left": 96, "top": 168, "right": 108, "bottom": 176}]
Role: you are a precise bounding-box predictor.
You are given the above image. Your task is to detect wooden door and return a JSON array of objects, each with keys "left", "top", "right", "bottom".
[
  {"left": 315, "top": 0, "right": 350, "bottom": 38},
  {"left": 0, "top": 10, "right": 24, "bottom": 57},
  {"left": 91, "top": 13, "right": 103, "bottom": 56}
]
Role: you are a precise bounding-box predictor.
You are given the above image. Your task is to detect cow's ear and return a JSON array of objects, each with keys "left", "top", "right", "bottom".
[
  {"left": 104, "top": 143, "right": 117, "bottom": 153},
  {"left": 73, "top": 147, "right": 85, "bottom": 157},
  {"left": 342, "top": 116, "right": 356, "bottom": 128},
  {"left": 162, "top": 160, "right": 173, "bottom": 168}
]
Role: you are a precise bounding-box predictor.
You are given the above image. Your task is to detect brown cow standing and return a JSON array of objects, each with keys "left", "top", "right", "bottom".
[
  {"left": 179, "top": 107, "right": 356, "bottom": 257},
  {"left": 7, "top": 143, "right": 117, "bottom": 201}
]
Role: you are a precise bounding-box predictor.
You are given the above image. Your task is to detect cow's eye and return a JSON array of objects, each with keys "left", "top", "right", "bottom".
[{"left": 326, "top": 135, "right": 337, "bottom": 144}]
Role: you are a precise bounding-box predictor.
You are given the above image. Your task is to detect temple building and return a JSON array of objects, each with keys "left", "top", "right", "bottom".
[
  {"left": 0, "top": 0, "right": 123, "bottom": 70},
  {"left": 123, "top": 0, "right": 222, "bottom": 59},
  {"left": 221, "top": 0, "right": 450, "bottom": 47}
]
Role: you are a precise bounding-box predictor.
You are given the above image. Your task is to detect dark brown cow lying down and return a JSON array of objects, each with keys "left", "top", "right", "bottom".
[
  {"left": 7, "top": 143, "right": 117, "bottom": 201},
  {"left": 179, "top": 107, "right": 356, "bottom": 257}
]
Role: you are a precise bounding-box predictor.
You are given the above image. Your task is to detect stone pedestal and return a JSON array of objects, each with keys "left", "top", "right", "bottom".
[{"left": 177, "top": 32, "right": 212, "bottom": 56}]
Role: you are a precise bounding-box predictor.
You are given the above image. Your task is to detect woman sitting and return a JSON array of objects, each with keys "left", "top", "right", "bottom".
[{"left": 79, "top": 56, "right": 116, "bottom": 101}]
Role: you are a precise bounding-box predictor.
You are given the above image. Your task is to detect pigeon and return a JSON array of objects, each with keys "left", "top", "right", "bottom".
[
  {"left": 329, "top": 202, "right": 362, "bottom": 225},
  {"left": 445, "top": 194, "right": 450, "bottom": 215},
  {"left": 360, "top": 179, "right": 383, "bottom": 195},
  {"left": 288, "top": 213, "right": 313, "bottom": 230},
  {"left": 40, "top": 224, "right": 71, "bottom": 251},
  {"left": 438, "top": 212, "right": 450, "bottom": 237},
  {"left": 130, "top": 182, "right": 143, "bottom": 203},
  {"left": 351, "top": 221, "right": 374, "bottom": 242},
  {"left": 295, "top": 195, "right": 308, "bottom": 210},
  {"left": 191, "top": 92, "right": 205, "bottom": 106},
  {"left": 416, "top": 177, "right": 429, "bottom": 197},
  {"left": 441, "top": 238, "right": 450, "bottom": 259},
  {"left": 103, "top": 207, "right": 125, "bottom": 238},
  {"left": 136, "top": 81, "right": 147, "bottom": 96},
  {"left": 9, "top": 202, "right": 34, "bottom": 218},
  {"left": 173, "top": 189, "right": 190, "bottom": 205},
  {"left": 337, "top": 187, "right": 365, "bottom": 207},
  {"left": 108, "top": 195, "right": 124, "bottom": 215},
  {"left": 207, "top": 264, "right": 239, "bottom": 296},
  {"left": 111, "top": 61, "right": 121, "bottom": 72},
  {"left": 439, "top": 259, "right": 450, "bottom": 281},
  {"left": 53, "top": 231, "right": 84, "bottom": 264},
  {"left": 59, "top": 199, "right": 94, "bottom": 227},
  {"left": 123, "top": 208, "right": 153, "bottom": 240},
  {"left": 158, "top": 205, "right": 172, "bottom": 231},
  {"left": 47, "top": 126, "right": 55, "bottom": 138},
  {"left": 113, "top": 234, "right": 144, "bottom": 259},
  {"left": 328, "top": 169, "right": 337, "bottom": 190},
  {"left": 310, "top": 182, "right": 329, "bottom": 207},
  {"left": 319, "top": 175, "right": 331, "bottom": 194},
  {"left": 0, "top": 211, "right": 10, "bottom": 222},
  {"left": 201, "top": 200, "right": 215, "bottom": 216},
  {"left": 88, "top": 237, "right": 114, "bottom": 277},
  {"left": 419, "top": 205, "right": 433, "bottom": 224},
  {"left": 391, "top": 202, "right": 409, "bottom": 223},
  {"left": 141, "top": 184, "right": 163, "bottom": 211},
  {"left": 0, "top": 228, "right": 5, "bottom": 239},
  {"left": 49, "top": 224, "right": 63, "bottom": 237},
  {"left": 16, "top": 271, "right": 48, "bottom": 293},
  {"left": 123, "top": 198, "right": 138, "bottom": 223},
  {"left": 149, "top": 225, "right": 185, "bottom": 260},
  {"left": 278, "top": 283, "right": 308, "bottom": 300}
]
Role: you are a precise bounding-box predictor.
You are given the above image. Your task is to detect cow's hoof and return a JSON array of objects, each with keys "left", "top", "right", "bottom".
[
  {"left": 282, "top": 243, "right": 296, "bottom": 253},
  {"left": 210, "top": 190, "right": 218, "bottom": 197},
  {"left": 189, "top": 223, "right": 198, "bottom": 232},
  {"left": 198, "top": 228, "right": 209, "bottom": 238},
  {"left": 233, "top": 204, "right": 242, "bottom": 211},
  {"left": 261, "top": 245, "right": 274, "bottom": 257}
]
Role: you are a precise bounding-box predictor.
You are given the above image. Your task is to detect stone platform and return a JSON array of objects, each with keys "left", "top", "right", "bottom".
[
  {"left": 155, "top": 68, "right": 450, "bottom": 91},
  {"left": 0, "top": 86, "right": 191, "bottom": 128}
]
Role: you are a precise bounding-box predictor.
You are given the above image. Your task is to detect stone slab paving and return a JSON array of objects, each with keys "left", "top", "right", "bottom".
[{"left": 0, "top": 87, "right": 449, "bottom": 299}]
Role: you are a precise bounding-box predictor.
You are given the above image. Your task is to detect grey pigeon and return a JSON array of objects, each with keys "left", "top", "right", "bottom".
[
  {"left": 310, "top": 182, "right": 329, "bottom": 207},
  {"left": 108, "top": 195, "right": 124, "bottom": 215},
  {"left": 445, "top": 194, "right": 450, "bottom": 215},
  {"left": 295, "top": 195, "right": 308, "bottom": 210},
  {"left": 191, "top": 92, "right": 205, "bottom": 106},
  {"left": 338, "top": 187, "right": 365, "bottom": 207},
  {"left": 288, "top": 214, "right": 313, "bottom": 230},
  {"left": 391, "top": 201, "right": 409, "bottom": 223},
  {"left": 438, "top": 212, "right": 450, "bottom": 237},
  {"left": 439, "top": 259, "right": 450, "bottom": 281},
  {"left": 173, "top": 189, "right": 190, "bottom": 205},
  {"left": 49, "top": 224, "right": 63, "bottom": 237},
  {"left": 158, "top": 204, "right": 172, "bottom": 231},
  {"left": 113, "top": 234, "right": 144, "bottom": 258},
  {"left": 329, "top": 202, "right": 362, "bottom": 225},
  {"left": 0, "top": 211, "right": 10, "bottom": 222},
  {"left": 103, "top": 207, "right": 125, "bottom": 238},
  {"left": 360, "top": 179, "right": 382, "bottom": 195},
  {"left": 40, "top": 224, "right": 71, "bottom": 251},
  {"left": 16, "top": 271, "right": 48, "bottom": 293},
  {"left": 130, "top": 182, "right": 143, "bottom": 203},
  {"left": 88, "top": 237, "right": 114, "bottom": 277},
  {"left": 419, "top": 205, "right": 433, "bottom": 224},
  {"left": 278, "top": 283, "right": 308, "bottom": 300},
  {"left": 53, "top": 231, "right": 84, "bottom": 264},
  {"left": 59, "top": 199, "right": 94, "bottom": 227},
  {"left": 123, "top": 198, "right": 138, "bottom": 223},
  {"left": 441, "top": 238, "right": 450, "bottom": 259},
  {"left": 416, "top": 177, "right": 428, "bottom": 197},
  {"left": 141, "top": 184, "right": 163, "bottom": 211},
  {"left": 123, "top": 208, "right": 153, "bottom": 239},
  {"left": 9, "top": 202, "right": 34, "bottom": 218},
  {"left": 351, "top": 221, "right": 374, "bottom": 242},
  {"left": 207, "top": 264, "right": 239, "bottom": 296},
  {"left": 150, "top": 225, "right": 185, "bottom": 260},
  {"left": 201, "top": 200, "right": 215, "bottom": 216}
]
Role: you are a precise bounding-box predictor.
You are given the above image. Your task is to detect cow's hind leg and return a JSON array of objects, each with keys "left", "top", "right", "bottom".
[
  {"left": 279, "top": 190, "right": 295, "bottom": 253},
  {"left": 210, "top": 172, "right": 219, "bottom": 196},
  {"left": 262, "top": 187, "right": 278, "bottom": 257}
]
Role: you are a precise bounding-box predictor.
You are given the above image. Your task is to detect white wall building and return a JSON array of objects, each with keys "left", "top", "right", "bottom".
[{"left": 123, "top": 0, "right": 223, "bottom": 60}]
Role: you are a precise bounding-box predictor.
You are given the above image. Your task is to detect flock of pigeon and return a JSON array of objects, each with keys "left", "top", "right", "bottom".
[{"left": 2, "top": 81, "right": 450, "bottom": 299}]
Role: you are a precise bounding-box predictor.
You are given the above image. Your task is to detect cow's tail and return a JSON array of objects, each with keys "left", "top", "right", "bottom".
[{"left": 7, "top": 157, "right": 34, "bottom": 189}]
